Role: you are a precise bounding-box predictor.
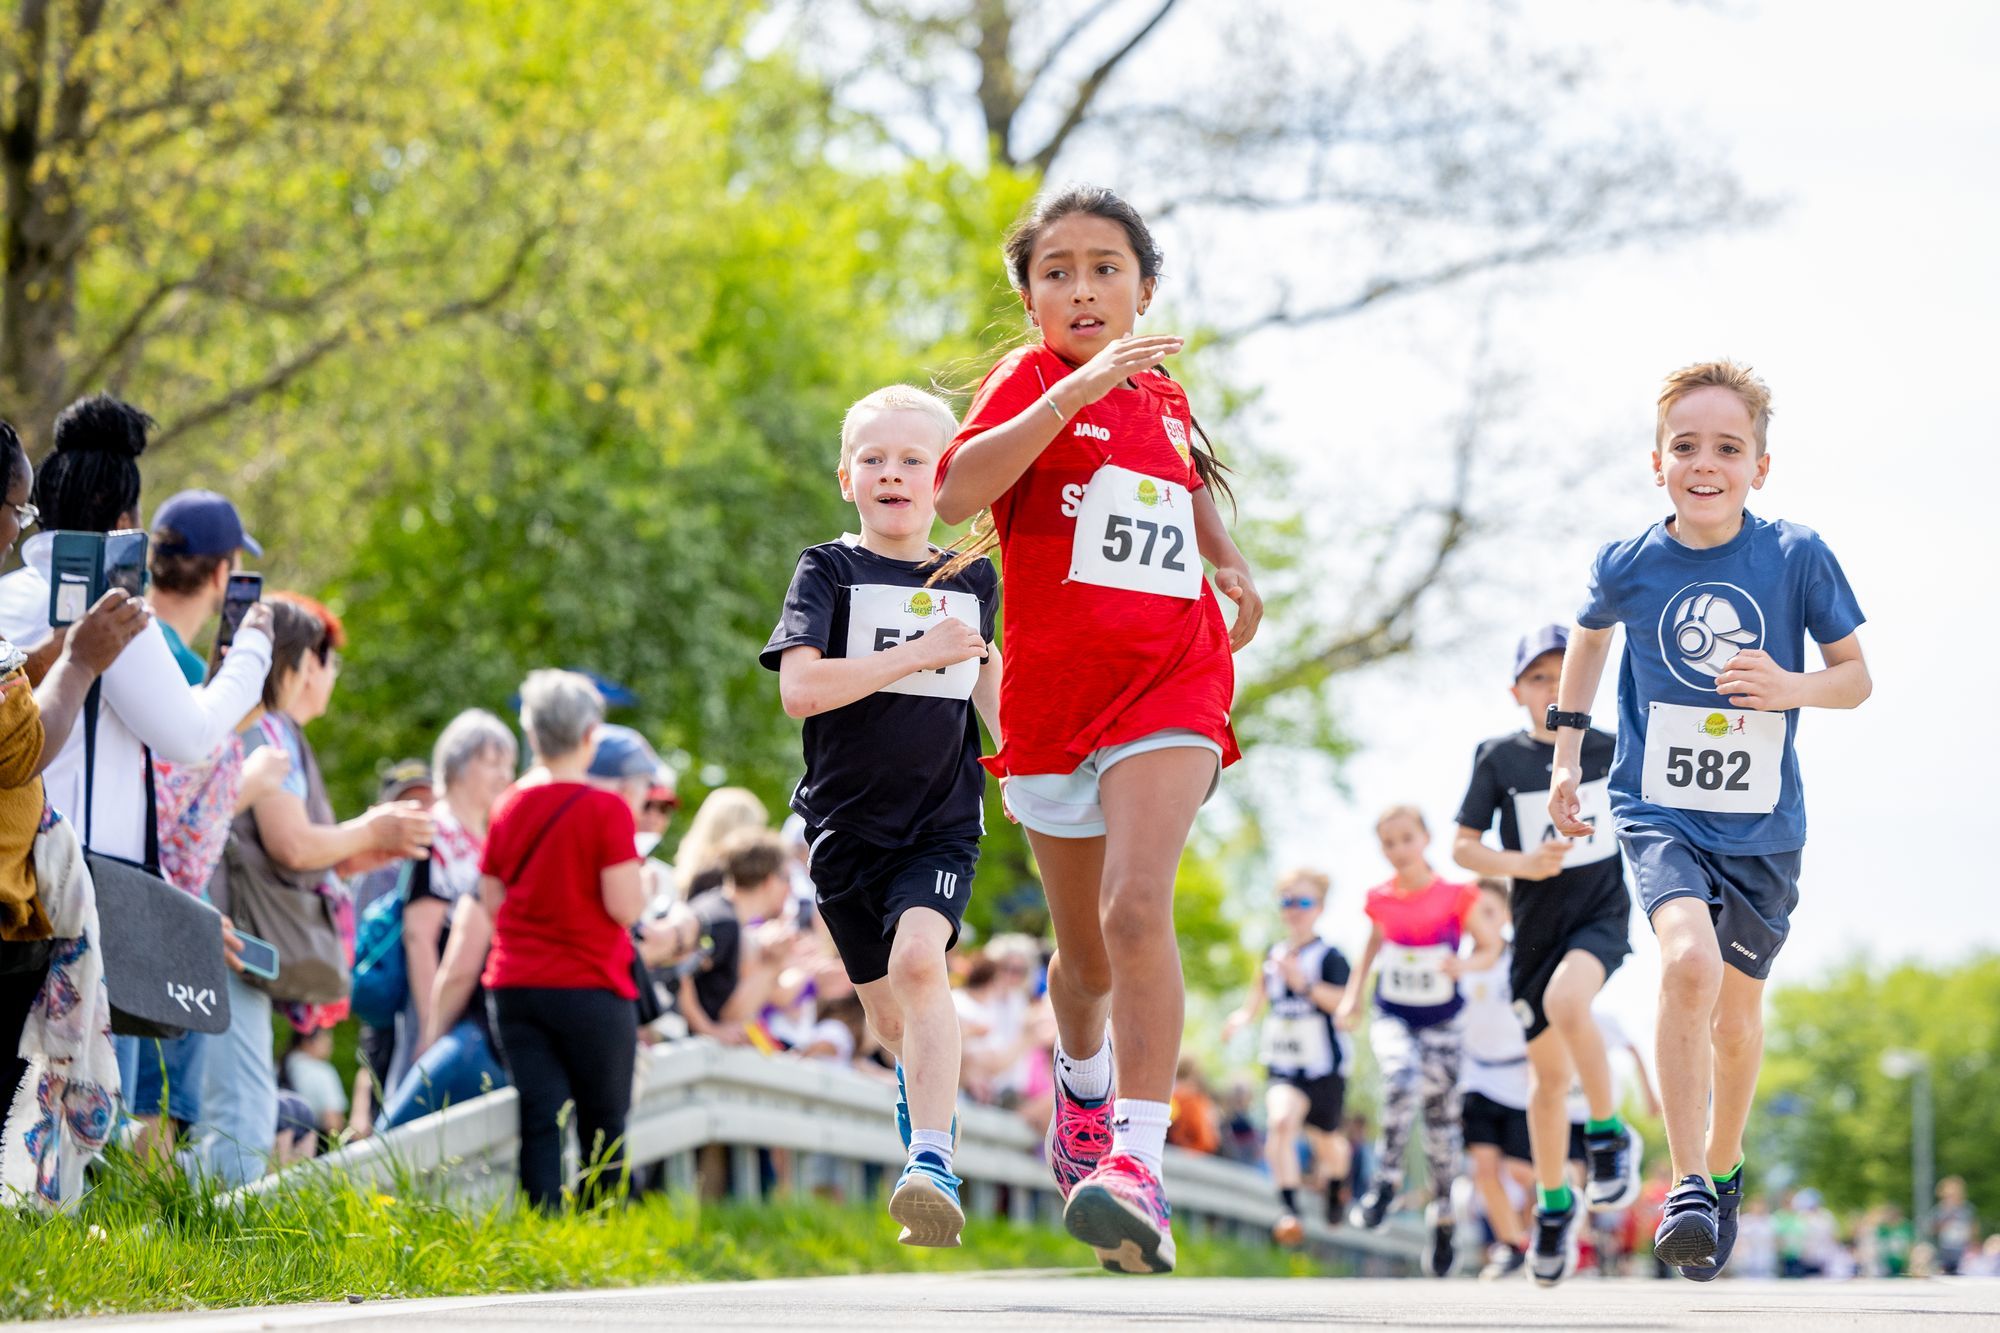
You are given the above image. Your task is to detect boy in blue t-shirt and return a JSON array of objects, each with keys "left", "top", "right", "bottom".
[{"left": 1546, "top": 360, "right": 1869, "bottom": 1281}]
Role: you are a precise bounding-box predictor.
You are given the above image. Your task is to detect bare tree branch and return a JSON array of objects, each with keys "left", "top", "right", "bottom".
[
  {"left": 150, "top": 225, "right": 546, "bottom": 451},
  {"left": 1020, "top": 0, "right": 1121, "bottom": 103},
  {"left": 1026, "top": 0, "right": 1179, "bottom": 173}
]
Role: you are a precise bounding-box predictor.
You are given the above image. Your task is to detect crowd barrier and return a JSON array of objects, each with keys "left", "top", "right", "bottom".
[{"left": 257, "top": 1040, "right": 1424, "bottom": 1274}]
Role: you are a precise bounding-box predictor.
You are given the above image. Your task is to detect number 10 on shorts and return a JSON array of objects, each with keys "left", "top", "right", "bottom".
[{"left": 933, "top": 870, "right": 958, "bottom": 900}]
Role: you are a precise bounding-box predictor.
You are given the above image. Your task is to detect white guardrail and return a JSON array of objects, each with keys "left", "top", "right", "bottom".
[{"left": 265, "top": 1040, "right": 1423, "bottom": 1274}]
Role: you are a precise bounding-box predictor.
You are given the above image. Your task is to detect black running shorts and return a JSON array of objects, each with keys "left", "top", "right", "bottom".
[
  {"left": 805, "top": 824, "right": 977, "bottom": 985},
  {"left": 1461, "top": 1089, "right": 1533, "bottom": 1162},
  {"left": 1622, "top": 821, "right": 1802, "bottom": 981},
  {"left": 1269, "top": 1069, "right": 1346, "bottom": 1133}
]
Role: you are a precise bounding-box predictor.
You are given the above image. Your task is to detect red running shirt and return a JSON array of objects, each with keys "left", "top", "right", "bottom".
[
  {"left": 1363, "top": 877, "right": 1480, "bottom": 948},
  {"left": 480, "top": 782, "right": 639, "bottom": 997},
  {"left": 938, "top": 344, "right": 1239, "bottom": 778}
]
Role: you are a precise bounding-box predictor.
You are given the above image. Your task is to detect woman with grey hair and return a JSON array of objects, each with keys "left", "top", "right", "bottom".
[
  {"left": 478, "top": 670, "right": 646, "bottom": 1211},
  {"left": 375, "top": 708, "right": 518, "bottom": 1129}
]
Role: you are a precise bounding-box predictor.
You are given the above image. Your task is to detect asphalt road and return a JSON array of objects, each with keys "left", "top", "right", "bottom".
[{"left": 33, "top": 1273, "right": 2000, "bottom": 1332}]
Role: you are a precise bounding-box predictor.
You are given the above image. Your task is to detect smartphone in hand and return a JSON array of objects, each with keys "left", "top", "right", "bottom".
[
  {"left": 211, "top": 572, "right": 263, "bottom": 668},
  {"left": 233, "top": 928, "right": 281, "bottom": 981}
]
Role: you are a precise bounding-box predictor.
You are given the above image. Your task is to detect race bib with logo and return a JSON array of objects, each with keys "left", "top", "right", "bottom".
[
  {"left": 1378, "top": 944, "right": 1455, "bottom": 1008},
  {"left": 843, "top": 583, "right": 983, "bottom": 701},
  {"left": 1259, "top": 1012, "right": 1334, "bottom": 1076},
  {"left": 1512, "top": 778, "right": 1618, "bottom": 867},
  {"left": 1641, "top": 702, "right": 1784, "bottom": 814},
  {"left": 1067, "top": 463, "right": 1201, "bottom": 599}
]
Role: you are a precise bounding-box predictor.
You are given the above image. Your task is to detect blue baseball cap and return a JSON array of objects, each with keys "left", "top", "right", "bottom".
[
  {"left": 1512, "top": 624, "right": 1569, "bottom": 681},
  {"left": 588, "top": 724, "right": 663, "bottom": 781},
  {"left": 151, "top": 489, "right": 262, "bottom": 558}
]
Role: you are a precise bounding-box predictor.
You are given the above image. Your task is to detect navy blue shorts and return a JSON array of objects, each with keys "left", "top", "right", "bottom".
[{"left": 1620, "top": 822, "right": 1801, "bottom": 980}]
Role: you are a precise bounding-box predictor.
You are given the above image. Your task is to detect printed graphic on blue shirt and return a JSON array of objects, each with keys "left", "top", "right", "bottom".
[{"left": 1577, "top": 512, "right": 1864, "bottom": 855}]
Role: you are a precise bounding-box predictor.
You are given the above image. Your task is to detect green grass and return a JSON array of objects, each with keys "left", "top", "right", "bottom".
[{"left": 0, "top": 1153, "right": 1323, "bottom": 1320}]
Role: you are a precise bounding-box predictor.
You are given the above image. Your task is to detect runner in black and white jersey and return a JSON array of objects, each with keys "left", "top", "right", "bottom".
[
  {"left": 1454, "top": 625, "right": 1639, "bottom": 1285},
  {"left": 1457, "top": 879, "right": 1537, "bottom": 1280},
  {"left": 1223, "top": 869, "right": 1352, "bottom": 1246}
]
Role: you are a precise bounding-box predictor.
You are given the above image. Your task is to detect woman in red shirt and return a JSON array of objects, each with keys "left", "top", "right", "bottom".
[
  {"left": 478, "top": 669, "right": 645, "bottom": 1212},
  {"left": 934, "top": 185, "right": 1263, "bottom": 1274}
]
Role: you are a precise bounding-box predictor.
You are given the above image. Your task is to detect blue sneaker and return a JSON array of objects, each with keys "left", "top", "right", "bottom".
[
  {"left": 1680, "top": 1163, "right": 1745, "bottom": 1282},
  {"left": 1654, "top": 1174, "right": 1720, "bottom": 1268},
  {"left": 889, "top": 1150, "right": 964, "bottom": 1248}
]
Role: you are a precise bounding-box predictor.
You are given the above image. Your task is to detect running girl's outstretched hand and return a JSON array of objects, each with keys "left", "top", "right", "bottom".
[
  {"left": 1333, "top": 998, "right": 1362, "bottom": 1032},
  {"left": 1548, "top": 765, "right": 1594, "bottom": 840},
  {"left": 1066, "top": 334, "right": 1184, "bottom": 406},
  {"left": 1212, "top": 562, "right": 1262, "bottom": 651}
]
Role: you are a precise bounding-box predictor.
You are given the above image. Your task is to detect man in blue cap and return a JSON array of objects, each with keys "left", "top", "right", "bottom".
[
  {"left": 1450, "top": 624, "right": 1639, "bottom": 1286},
  {"left": 147, "top": 489, "right": 262, "bottom": 685}
]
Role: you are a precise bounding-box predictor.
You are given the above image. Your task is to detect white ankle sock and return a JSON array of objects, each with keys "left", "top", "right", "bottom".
[
  {"left": 1111, "top": 1097, "right": 1171, "bottom": 1178},
  {"left": 1054, "top": 1037, "right": 1112, "bottom": 1103},
  {"left": 909, "top": 1129, "right": 955, "bottom": 1172}
]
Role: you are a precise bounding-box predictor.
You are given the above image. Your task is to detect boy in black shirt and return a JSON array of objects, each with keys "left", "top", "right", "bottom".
[
  {"left": 1453, "top": 625, "right": 1638, "bottom": 1286},
  {"left": 761, "top": 385, "right": 1002, "bottom": 1248}
]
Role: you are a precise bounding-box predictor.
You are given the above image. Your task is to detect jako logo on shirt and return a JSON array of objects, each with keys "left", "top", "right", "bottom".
[
  {"left": 1073, "top": 421, "right": 1110, "bottom": 442},
  {"left": 1161, "top": 415, "right": 1190, "bottom": 460},
  {"left": 1657, "top": 580, "right": 1765, "bottom": 691}
]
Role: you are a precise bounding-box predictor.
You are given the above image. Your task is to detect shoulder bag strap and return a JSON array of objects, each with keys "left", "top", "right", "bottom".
[
  {"left": 81, "top": 678, "right": 100, "bottom": 851},
  {"left": 504, "top": 787, "right": 591, "bottom": 888}
]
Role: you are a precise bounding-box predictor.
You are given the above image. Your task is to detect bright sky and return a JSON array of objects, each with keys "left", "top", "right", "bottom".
[{"left": 1171, "top": 0, "right": 1999, "bottom": 1037}]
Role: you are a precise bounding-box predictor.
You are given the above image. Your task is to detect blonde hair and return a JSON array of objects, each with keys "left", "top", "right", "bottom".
[
  {"left": 1657, "top": 360, "right": 1773, "bottom": 455},
  {"left": 1375, "top": 804, "right": 1428, "bottom": 836},
  {"left": 1277, "top": 867, "right": 1331, "bottom": 901},
  {"left": 839, "top": 384, "right": 958, "bottom": 474},
  {"left": 675, "top": 786, "right": 769, "bottom": 896}
]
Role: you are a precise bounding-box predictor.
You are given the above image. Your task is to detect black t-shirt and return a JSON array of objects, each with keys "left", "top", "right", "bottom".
[
  {"left": 1455, "top": 728, "right": 1623, "bottom": 899},
  {"left": 760, "top": 539, "right": 998, "bottom": 847},
  {"left": 687, "top": 888, "right": 742, "bottom": 1023}
]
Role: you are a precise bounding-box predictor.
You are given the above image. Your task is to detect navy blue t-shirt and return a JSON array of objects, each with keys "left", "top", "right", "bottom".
[
  {"left": 1578, "top": 512, "right": 1864, "bottom": 855},
  {"left": 761, "top": 539, "right": 997, "bottom": 847}
]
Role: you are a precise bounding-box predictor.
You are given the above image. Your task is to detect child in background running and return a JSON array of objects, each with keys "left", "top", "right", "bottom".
[
  {"left": 1549, "top": 360, "right": 1868, "bottom": 1278},
  {"left": 762, "top": 385, "right": 1003, "bottom": 1247},
  {"left": 1453, "top": 624, "right": 1640, "bottom": 1287},
  {"left": 933, "top": 184, "right": 1263, "bottom": 1274},
  {"left": 1222, "top": 868, "right": 1353, "bottom": 1245},
  {"left": 1455, "top": 877, "right": 1537, "bottom": 1280},
  {"left": 1337, "top": 805, "right": 1502, "bottom": 1279}
]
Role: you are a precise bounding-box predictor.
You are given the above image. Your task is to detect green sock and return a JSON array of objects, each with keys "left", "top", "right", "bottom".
[
  {"left": 1713, "top": 1159, "right": 1744, "bottom": 1187},
  {"left": 1539, "top": 1184, "right": 1573, "bottom": 1213},
  {"left": 1585, "top": 1115, "right": 1624, "bottom": 1137}
]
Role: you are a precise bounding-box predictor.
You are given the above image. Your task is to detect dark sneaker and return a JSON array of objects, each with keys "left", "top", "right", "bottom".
[
  {"left": 1348, "top": 1176, "right": 1397, "bottom": 1230},
  {"left": 1654, "top": 1174, "right": 1720, "bottom": 1268},
  {"left": 1423, "top": 1199, "right": 1457, "bottom": 1278},
  {"left": 1530, "top": 1198, "right": 1580, "bottom": 1286},
  {"left": 1679, "top": 1164, "right": 1745, "bottom": 1282},
  {"left": 1585, "top": 1124, "right": 1642, "bottom": 1211},
  {"left": 1480, "top": 1242, "right": 1526, "bottom": 1281}
]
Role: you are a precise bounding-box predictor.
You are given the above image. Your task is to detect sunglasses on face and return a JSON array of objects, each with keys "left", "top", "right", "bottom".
[{"left": 1279, "top": 896, "right": 1318, "bottom": 910}]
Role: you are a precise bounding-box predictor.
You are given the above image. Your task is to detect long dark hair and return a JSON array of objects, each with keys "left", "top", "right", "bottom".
[
  {"left": 34, "top": 394, "right": 151, "bottom": 533},
  {"left": 933, "top": 185, "right": 1232, "bottom": 584}
]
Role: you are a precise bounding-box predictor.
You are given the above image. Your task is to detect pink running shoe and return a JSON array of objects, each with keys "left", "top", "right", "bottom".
[
  {"left": 1064, "top": 1152, "right": 1176, "bottom": 1274},
  {"left": 1044, "top": 1064, "right": 1113, "bottom": 1200}
]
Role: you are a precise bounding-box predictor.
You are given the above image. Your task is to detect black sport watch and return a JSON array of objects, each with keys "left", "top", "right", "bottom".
[{"left": 1546, "top": 705, "right": 1592, "bottom": 733}]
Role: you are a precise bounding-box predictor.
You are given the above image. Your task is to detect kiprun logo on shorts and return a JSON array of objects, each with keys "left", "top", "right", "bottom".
[
  {"left": 1730, "top": 940, "right": 1761, "bottom": 963},
  {"left": 1658, "top": 581, "right": 1765, "bottom": 691},
  {"left": 1512, "top": 999, "right": 1536, "bottom": 1030}
]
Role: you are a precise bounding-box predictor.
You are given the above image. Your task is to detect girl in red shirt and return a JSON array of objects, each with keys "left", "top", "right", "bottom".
[{"left": 934, "top": 185, "right": 1263, "bottom": 1274}]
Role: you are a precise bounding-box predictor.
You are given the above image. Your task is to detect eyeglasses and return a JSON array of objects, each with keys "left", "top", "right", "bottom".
[
  {"left": 8, "top": 502, "right": 37, "bottom": 529},
  {"left": 1279, "top": 896, "right": 1318, "bottom": 910}
]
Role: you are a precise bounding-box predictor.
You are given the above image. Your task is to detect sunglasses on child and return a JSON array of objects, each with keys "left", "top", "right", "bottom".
[{"left": 1278, "top": 895, "right": 1318, "bottom": 910}]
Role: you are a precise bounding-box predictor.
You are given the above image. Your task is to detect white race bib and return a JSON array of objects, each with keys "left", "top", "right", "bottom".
[
  {"left": 843, "top": 583, "right": 983, "bottom": 701},
  {"left": 1641, "top": 702, "right": 1784, "bottom": 814},
  {"left": 1067, "top": 463, "right": 1201, "bottom": 598},
  {"left": 1378, "top": 944, "right": 1455, "bottom": 1007},
  {"left": 1512, "top": 778, "right": 1618, "bottom": 868},
  {"left": 1259, "top": 1013, "right": 1334, "bottom": 1075}
]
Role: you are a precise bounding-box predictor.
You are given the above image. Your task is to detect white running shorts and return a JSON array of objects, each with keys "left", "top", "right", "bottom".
[{"left": 1005, "top": 728, "right": 1222, "bottom": 840}]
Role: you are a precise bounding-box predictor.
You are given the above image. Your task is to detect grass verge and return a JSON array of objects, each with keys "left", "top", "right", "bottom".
[{"left": 0, "top": 1152, "right": 1322, "bottom": 1320}]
